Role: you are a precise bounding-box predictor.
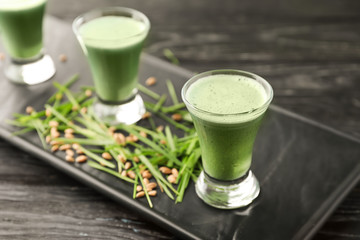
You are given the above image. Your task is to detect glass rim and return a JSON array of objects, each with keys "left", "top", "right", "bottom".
[
  {"left": 72, "top": 6, "right": 150, "bottom": 42},
  {"left": 181, "top": 69, "right": 274, "bottom": 117}
]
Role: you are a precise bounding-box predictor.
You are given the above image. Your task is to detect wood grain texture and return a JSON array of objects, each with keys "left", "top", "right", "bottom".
[
  {"left": 0, "top": 0, "right": 358, "bottom": 239},
  {"left": 48, "top": 0, "right": 360, "bottom": 139},
  {"left": 0, "top": 141, "right": 174, "bottom": 240}
]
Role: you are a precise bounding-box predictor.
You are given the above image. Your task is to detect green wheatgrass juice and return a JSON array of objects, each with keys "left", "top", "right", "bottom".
[
  {"left": 0, "top": 0, "right": 46, "bottom": 59},
  {"left": 186, "top": 74, "right": 268, "bottom": 181},
  {"left": 79, "top": 16, "right": 148, "bottom": 103}
]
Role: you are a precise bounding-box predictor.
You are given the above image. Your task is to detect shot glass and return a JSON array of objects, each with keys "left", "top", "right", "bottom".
[
  {"left": 73, "top": 7, "right": 150, "bottom": 125},
  {"left": 0, "top": 0, "right": 55, "bottom": 85},
  {"left": 182, "top": 69, "right": 273, "bottom": 209}
]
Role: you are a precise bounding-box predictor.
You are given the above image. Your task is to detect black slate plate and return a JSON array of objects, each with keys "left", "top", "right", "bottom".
[{"left": 0, "top": 16, "right": 360, "bottom": 240}]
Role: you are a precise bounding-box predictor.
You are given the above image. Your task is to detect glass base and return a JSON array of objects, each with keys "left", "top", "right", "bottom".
[
  {"left": 4, "top": 54, "right": 56, "bottom": 85},
  {"left": 93, "top": 94, "right": 146, "bottom": 125},
  {"left": 195, "top": 170, "right": 260, "bottom": 209}
]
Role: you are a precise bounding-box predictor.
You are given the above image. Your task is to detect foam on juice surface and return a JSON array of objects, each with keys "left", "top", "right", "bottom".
[
  {"left": 186, "top": 74, "right": 267, "bottom": 115},
  {"left": 0, "top": 0, "right": 46, "bottom": 10},
  {"left": 79, "top": 16, "right": 147, "bottom": 49}
]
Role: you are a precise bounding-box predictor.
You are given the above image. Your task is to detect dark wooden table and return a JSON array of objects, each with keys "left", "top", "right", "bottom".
[{"left": 0, "top": 0, "right": 359, "bottom": 239}]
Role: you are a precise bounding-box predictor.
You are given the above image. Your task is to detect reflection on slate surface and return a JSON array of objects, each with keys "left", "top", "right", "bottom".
[{"left": 0, "top": 16, "right": 359, "bottom": 240}]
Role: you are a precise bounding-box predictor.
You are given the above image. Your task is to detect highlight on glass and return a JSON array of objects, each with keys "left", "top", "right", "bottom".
[
  {"left": 0, "top": 0, "right": 55, "bottom": 85},
  {"left": 73, "top": 7, "right": 150, "bottom": 125},
  {"left": 182, "top": 69, "right": 273, "bottom": 209}
]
